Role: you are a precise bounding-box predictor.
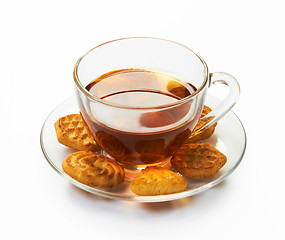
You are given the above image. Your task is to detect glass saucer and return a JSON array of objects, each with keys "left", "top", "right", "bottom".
[{"left": 40, "top": 95, "right": 246, "bottom": 202}]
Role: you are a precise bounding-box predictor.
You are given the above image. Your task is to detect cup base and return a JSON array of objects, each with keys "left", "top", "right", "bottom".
[
  {"left": 98, "top": 149, "right": 172, "bottom": 180},
  {"left": 123, "top": 158, "right": 172, "bottom": 181}
]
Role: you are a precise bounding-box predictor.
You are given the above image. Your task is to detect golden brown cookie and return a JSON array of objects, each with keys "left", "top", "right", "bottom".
[
  {"left": 62, "top": 151, "right": 125, "bottom": 187},
  {"left": 186, "top": 105, "right": 217, "bottom": 143},
  {"left": 171, "top": 143, "right": 227, "bottom": 178},
  {"left": 55, "top": 114, "right": 100, "bottom": 152},
  {"left": 130, "top": 166, "right": 187, "bottom": 196},
  {"left": 95, "top": 131, "right": 128, "bottom": 161},
  {"left": 167, "top": 80, "right": 192, "bottom": 98}
]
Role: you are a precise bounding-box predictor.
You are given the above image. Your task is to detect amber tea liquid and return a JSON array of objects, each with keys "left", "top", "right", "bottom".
[{"left": 82, "top": 69, "right": 200, "bottom": 170}]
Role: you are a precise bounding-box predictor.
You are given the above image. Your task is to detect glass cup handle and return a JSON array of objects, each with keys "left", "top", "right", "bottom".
[{"left": 193, "top": 72, "right": 240, "bottom": 134}]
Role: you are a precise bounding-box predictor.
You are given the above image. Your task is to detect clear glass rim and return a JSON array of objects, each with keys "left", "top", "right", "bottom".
[{"left": 73, "top": 37, "right": 209, "bottom": 110}]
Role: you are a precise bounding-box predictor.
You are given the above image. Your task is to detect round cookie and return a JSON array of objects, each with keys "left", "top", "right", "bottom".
[
  {"left": 171, "top": 143, "right": 227, "bottom": 178},
  {"left": 130, "top": 166, "right": 187, "bottom": 196},
  {"left": 62, "top": 151, "right": 125, "bottom": 187}
]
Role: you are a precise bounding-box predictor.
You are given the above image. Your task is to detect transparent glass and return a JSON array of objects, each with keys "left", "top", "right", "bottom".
[
  {"left": 40, "top": 95, "right": 246, "bottom": 202},
  {"left": 73, "top": 37, "right": 240, "bottom": 175}
]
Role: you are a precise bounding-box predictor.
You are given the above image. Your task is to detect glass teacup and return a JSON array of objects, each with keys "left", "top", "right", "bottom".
[{"left": 73, "top": 37, "right": 240, "bottom": 177}]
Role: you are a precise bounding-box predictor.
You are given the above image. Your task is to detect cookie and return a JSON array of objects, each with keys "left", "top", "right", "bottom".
[
  {"left": 130, "top": 166, "right": 187, "bottom": 196},
  {"left": 55, "top": 114, "right": 100, "bottom": 152},
  {"left": 95, "top": 131, "right": 128, "bottom": 161},
  {"left": 186, "top": 105, "right": 217, "bottom": 143},
  {"left": 167, "top": 80, "right": 192, "bottom": 99},
  {"left": 62, "top": 151, "right": 125, "bottom": 187},
  {"left": 171, "top": 143, "right": 227, "bottom": 178}
]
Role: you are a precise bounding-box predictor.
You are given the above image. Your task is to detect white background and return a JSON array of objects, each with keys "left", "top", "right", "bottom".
[{"left": 1, "top": 0, "right": 284, "bottom": 239}]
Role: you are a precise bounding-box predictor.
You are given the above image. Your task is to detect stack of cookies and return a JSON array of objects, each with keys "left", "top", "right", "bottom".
[{"left": 54, "top": 106, "right": 227, "bottom": 196}]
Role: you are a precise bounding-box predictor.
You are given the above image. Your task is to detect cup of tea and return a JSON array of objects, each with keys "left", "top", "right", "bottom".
[{"left": 73, "top": 37, "right": 240, "bottom": 177}]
